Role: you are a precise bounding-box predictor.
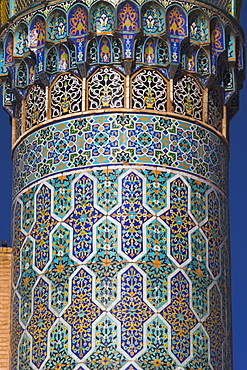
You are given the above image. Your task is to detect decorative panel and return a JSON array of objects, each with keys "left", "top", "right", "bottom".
[
  {"left": 46, "top": 46, "right": 58, "bottom": 73},
  {"left": 29, "top": 16, "right": 45, "bottom": 48},
  {"left": 166, "top": 5, "right": 187, "bottom": 37},
  {"left": 16, "top": 61, "right": 28, "bottom": 87},
  {"left": 68, "top": 4, "right": 88, "bottom": 37},
  {"left": 208, "top": 88, "right": 223, "bottom": 131},
  {"left": 14, "top": 23, "right": 29, "bottom": 57},
  {"left": 173, "top": 75, "right": 202, "bottom": 120},
  {"left": 47, "top": 9, "right": 67, "bottom": 42},
  {"left": 90, "top": 2, "right": 115, "bottom": 33},
  {"left": 142, "top": 2, "right": 165, "bottom": 35},
  {"left": 189, "top": 11, "right": 209, "bottom": 44},
  {"left": 88, "top": 67, "right": 124, "bottom": 109},
  {"left": 132, "top": 69, "right": 167, "bottom": 110},
  {"left": 25, "top": 84, "right": 46, "bottom": 130},
  {"left": 51, "top": 73, "right": 82, "bottom": 117},
  {"left": 4, "top": 32, "right": 13, "bottom": 65},
  {"left": 197, "top": 48, "right": 210, "bottom": 75},
  {"left": 12, "top": 114, "right": 229, "bottom": 197},
  {"left": 117, "top": 1, "right": 140, "bottom": 33}
]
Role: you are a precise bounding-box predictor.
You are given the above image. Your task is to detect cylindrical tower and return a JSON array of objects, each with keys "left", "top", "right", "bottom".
[{"left": 0, "top": 0, "right": 245, "bottom": 369}]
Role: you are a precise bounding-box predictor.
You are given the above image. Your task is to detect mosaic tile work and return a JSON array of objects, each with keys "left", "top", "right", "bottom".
[
  {"left": 11, "top": 165, "right": 230, "bottom": 370},
  {"left": 12, "top": 114, "right": 229, "bottom": 196}
]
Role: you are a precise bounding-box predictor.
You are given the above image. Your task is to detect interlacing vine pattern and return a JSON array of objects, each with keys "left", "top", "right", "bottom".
[
  {"left": 51, "top": 73, "right": 82, "bottom": 117},
  {"left": 88, "top": 67, "right": 124, "bottom": 109},
  {"left": 132, "top": 69, "right": 167, "bottom": 110},
  {"left": 173, "top": 75, "right": 202, "bottom": 120},
  {"left": 25, "top": 85, "right": 46, "bottom": 129}
]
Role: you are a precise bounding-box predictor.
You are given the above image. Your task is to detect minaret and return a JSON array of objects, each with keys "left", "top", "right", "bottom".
[{"left": 0, "top": 0, "right": 245, "bottom": 369}]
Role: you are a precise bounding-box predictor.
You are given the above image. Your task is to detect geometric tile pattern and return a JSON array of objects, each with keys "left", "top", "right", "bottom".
[
  {"left": 12, "top": 114, "right": 229, "bottom": 196},
  {"left": 161, "top": 271, "right": 198, "bottom": 363},
  {"left": 11, "top": 160, "right": 230, "bottom": 369}
]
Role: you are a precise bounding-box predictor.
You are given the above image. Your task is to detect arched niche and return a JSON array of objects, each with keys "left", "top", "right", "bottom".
[
  {"left": 51, "top": 73, "right": 83, "bottom": 118},
  {"left": 14, "top": 99, "right": 23, "bottom": 140},
  {"left": 25, "top": 57, "right": 35, "bottom": 84},
  {"left": 90, "top": 1, "right": 115, "bottom": 33},
  {"left": 4, "top": 32, "right": 14, "bottom": 65},
  {"left": 68, "top": 42, "right": 77, "bottom": 68},
  {"left": 0, "top": 47, "right": 8, "bottom": 77},
  {"left": 179, "top": 40, "right": 187, "bottom": 68},
  {"left": 134, "top": 38, "right": 143, "bottom": 62},
  {"left": 14, "top": 22, "right": 29, "bottom": 57},
  {"left": 185, "top": 45, "right": 197, "bottom": 72},
  {"left": 3, "top": 75, "right": 12, "bottom": 105},
  {"left": 25, "top": 84, "right": 46, "bottom": 130},
  {"left": 87, "top": 66, "right": 125, "bottom": 109},
  {"left": 225, "top": 26, "right": 235, "bottom": 61},
  {"left": 131, "top": 68, "right": 167, "bottom": 111},
  {"left": 208, "top": 87, "right": 223, "bottom": 131},
  {"left": 112, "top": 37, "right": 123, "bottom": 62},
  {"left": 86, "top": 38, "right": 98, "bottom": 64},
  {"left": 166, "top": 5, "right": 187, "bottom": 38},
  {"left": 188, "top": 10, "right": 209, "bottom": 44},
  {"left": 222, "top": 63, "right": 234, "bottom": 91},
  {"left": 236, "top": 36, "right": 243, "bottom": 70},
  {"left": 210, "top": 17, "right": 224, "bottom": 52},
  {"left": 141, "top": 1, "right": 165, "bottom": 35},
  {"left": 47, "top": 8, "right": 67, "bottom": 42},
  {"left": 117, "top": 1, "right": 140, "bottom": 33},
  {"left": 16, "top": 60, "right": 28, "bottom": 87},
  {"left": 68, "top": 4, "right": 88, "bottom": 37},
  {"left": 156, "top": 39, "right": 169, "bottom": 65},
  {"left": 196, "top": 48, "right": 210, "bottom": 75},
  {"left": 58, "top": 44, "right": 69, "bottom": 71},
  {"left": 143, "top": 37, "right": 155, "bottom": 64},
  {"left": 46, "top": 46, "right": 58, "bottom": 73},
  {"left": 173, "top": 75, "right": 202, "bottom": 120},
  {"left": 29, "top": 15, "right": 46, "bottom": 49},
  {"left": 99, "top": 36, "right": 111, "bottom": 63}
]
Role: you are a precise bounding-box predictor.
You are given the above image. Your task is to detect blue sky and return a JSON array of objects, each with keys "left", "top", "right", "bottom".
[{"left": 0, "top": 3, "right": 246, "bottom": 368}]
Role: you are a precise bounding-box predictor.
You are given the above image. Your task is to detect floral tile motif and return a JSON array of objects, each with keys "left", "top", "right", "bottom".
[
  {"left": 85, "top": 315, "right": 127, "bottom": 370},
  {"left": 160, "top": 178, "right": 196, "bottom": 265},
  {"left": 203, "top": 284, "right": 225, "bottom": 370},
  {"left": 109, "top": 172, "right": 154, "bottom": 260},
  {"left": 110, "top": 266, "right": 155, "bottom": 358},
  {"left": 64, "top": 175, "right": 104, "bottom": 262},
  {"left": 27, "top": 278, "right": 56, "bottom": 369},
  {"left": 62, "top": 268, "right": 103, "bottom": 360},
  {"left": 161, "top": 271, "right": 198, "bottom": 363},
  {"left": 31, "top": 184, "right": 58, "bottom": 272},
  {"left": 201, "top": 191, "right": 224, "bottom": 278}
]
